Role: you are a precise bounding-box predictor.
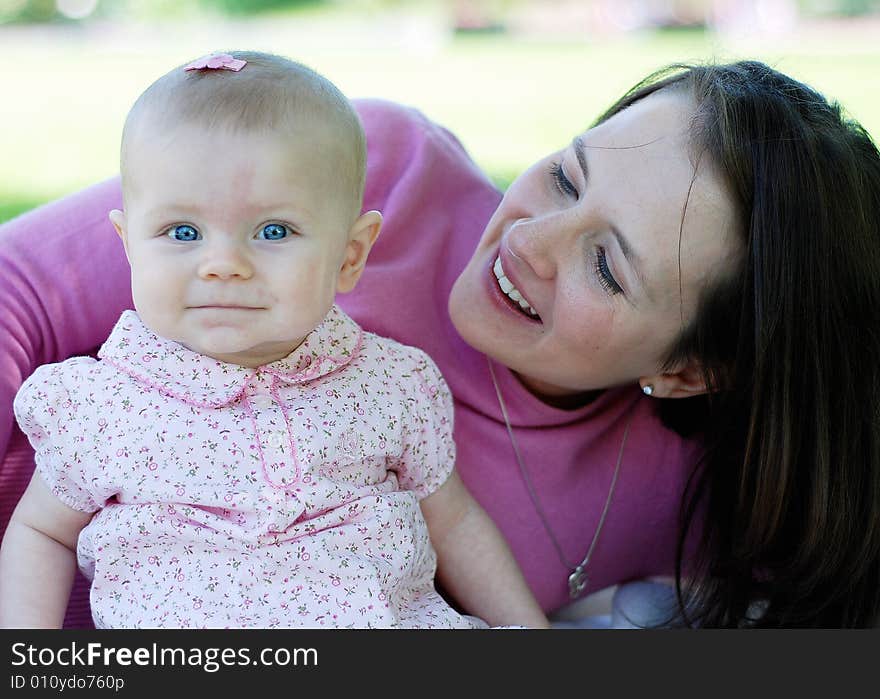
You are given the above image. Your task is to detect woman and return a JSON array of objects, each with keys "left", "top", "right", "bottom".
[{"left": 1, "top": 60, "right": 877, "bottom": 627}]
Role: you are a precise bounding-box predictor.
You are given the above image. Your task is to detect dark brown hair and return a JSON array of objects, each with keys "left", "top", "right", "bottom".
[{"left": 598, "top": 61, "right": 880, "bottom": 627}]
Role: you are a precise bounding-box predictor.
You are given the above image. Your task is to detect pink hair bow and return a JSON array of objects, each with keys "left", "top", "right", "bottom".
[{"left": 183, "top": 53, "right": 247, "bottom": 72}]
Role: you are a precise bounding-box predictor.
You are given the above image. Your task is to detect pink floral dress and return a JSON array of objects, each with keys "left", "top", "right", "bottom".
[{"left": 14, "top": 305, "right": 484, "bottom": 629}]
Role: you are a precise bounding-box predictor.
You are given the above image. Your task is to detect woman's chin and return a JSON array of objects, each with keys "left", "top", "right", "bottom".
[{"left": 450, "top": 274, "right": 522, "bottom": 372}]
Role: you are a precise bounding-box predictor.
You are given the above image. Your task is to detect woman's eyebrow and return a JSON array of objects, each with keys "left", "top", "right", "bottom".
[{"left": 573, "top": 136, "right": 653, "bottom": 301}]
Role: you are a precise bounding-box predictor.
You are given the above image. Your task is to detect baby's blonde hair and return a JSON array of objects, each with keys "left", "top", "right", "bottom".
[{"left": 120, "top": 50, "right": 367, "bottom": 220}]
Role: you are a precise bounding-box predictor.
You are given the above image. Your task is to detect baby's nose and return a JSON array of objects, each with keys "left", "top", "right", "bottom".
[{"left": 197, "top": 241, "right": 253, "bottom": 280}]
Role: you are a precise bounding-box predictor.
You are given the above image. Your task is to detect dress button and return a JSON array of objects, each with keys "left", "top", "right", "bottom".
[
  {"left": 252, "top": 394, "right": 273, "bottom": 410},
  {"left": 267, "top": 431, "right": 286, "bottom": 448}
]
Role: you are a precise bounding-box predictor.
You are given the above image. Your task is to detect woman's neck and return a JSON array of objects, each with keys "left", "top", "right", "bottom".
[{"left": 511, "top": 371, "right": 603, "bottom": 410}]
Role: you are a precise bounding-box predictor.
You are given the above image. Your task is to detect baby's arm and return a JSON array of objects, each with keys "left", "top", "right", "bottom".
[
  {"left": 421, "top": 470, "right": 550, "bottom": 629},
  {"left": 0, "top": 472, "right": 93, "bottom": 628}
]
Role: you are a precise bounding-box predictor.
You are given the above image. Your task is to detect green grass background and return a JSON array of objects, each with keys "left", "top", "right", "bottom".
[{"left": 1, "top": 6, "right": 878, "bottom": 224}]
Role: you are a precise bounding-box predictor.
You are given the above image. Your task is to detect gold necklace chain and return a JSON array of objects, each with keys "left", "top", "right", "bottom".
[{"left": 487, "top": 357, "right": 632, "bottom": 599}]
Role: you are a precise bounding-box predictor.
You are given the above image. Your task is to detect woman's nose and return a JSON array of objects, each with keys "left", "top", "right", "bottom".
[
  {"left": 197, "top": 241, "right": 254, "bottom": 280},
  {"left": 505, "top": 216, "right": 560, "bottom": 281}
]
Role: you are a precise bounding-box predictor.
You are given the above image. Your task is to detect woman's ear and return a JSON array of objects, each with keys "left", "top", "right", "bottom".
[
  {"left": 337, "top": 210, "right": 382, "bottom": 294},
  {"left": 639, "top": 361, "right": 709, "bottom": 399}
]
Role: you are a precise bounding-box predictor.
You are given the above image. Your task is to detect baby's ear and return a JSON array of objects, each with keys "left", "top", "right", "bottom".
[
  {"left": 337, "top": 210, "right": 382, "bottom": 294},
  {"left": 108, "top": 209, "right": 127, "bottom": 242},
  {"left": 108, "top": 209, "right": 132, "bottom": 261}
]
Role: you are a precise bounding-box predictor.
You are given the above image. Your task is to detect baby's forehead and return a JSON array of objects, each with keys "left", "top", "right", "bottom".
[
  {"left": 122, "top": 105, "right": 355, "bottom": 182},
  {"left": 121, "top": 120, "right": 363, "bottom": 225},
  {"left": 122, "top": 119, "right": 340, "bottom": 184}
]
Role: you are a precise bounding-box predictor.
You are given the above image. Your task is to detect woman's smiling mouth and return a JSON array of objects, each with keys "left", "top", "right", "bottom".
[{"left": 492, "top": 256, "right": 540, "bottom": 320}]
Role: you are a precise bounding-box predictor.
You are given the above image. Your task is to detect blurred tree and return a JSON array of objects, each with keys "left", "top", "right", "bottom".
[
  {"left": 798, "top": 0, "right": 880, "bottom": 14},
  {"left": 1, "top": 0, "right": 60, "bottom": 23},
  {"left": 199, "top": 0, "right": 325, "bottom": 15},
  {"left": 0, "top": 0, "right": 333, "bottom": 23},
  {"left": 837, "top": 0, "right": 879, "bottom": 14},
  {"left": 105, "top": 0, "right": 202, "bottom": 20}
]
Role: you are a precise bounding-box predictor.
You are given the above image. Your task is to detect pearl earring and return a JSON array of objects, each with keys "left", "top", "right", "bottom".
[{"left": 642, "top": 384, "right": 654, "bottom": 396}]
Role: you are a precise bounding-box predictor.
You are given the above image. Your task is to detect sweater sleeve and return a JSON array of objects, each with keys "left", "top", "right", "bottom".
[{"left": 0, "top": 177, "right": 130, "bottom": 481}]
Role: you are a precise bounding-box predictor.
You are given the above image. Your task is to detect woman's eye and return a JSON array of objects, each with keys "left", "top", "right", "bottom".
[
  {"left": 549, "top": 161, "right": 578, "bottom": 198},
  {"left": 257, "top": 223, "right": 290, "bottom": 241},
  {"left": 167, "top": 224, "right": 200, "bottom": 242},
  {"left": 594, "top": 246, "right": 624, "bottom": 296}
]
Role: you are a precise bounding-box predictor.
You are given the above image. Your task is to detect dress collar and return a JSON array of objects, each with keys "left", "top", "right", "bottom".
[{"left": 98, "top": 305, "right": 363, "bottom": 407}]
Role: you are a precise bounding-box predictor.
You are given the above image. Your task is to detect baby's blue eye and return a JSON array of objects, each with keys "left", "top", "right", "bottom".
[
  {"left": 168, "top": 224, "right": 200, "bottom": 242},
  {"left": 258, "top": 223, "right": 290, "bottom": 241}
]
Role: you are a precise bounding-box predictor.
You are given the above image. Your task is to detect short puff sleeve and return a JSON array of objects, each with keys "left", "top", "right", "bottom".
[
  {"left": 395, "top": 350, "right": 457, "bottom": 500},
  {"left": 13, "top": 359, "right": 107, "bottom": 513}
]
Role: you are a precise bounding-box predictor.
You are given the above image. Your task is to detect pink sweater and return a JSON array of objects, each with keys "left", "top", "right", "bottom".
[{"left": 0, "top": 99, "right": 703, "bottom": 627}]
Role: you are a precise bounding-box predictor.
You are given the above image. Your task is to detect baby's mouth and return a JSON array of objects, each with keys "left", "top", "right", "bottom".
[{"left": 493, "top": 256, "right": 540, "bottom": 320}]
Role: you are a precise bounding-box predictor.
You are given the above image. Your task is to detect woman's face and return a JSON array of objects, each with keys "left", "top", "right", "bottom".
[{"left": 449, "top": 89, "right": 741, "bottom": 402}]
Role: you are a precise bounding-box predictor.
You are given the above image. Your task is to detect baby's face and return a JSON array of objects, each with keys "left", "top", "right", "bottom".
[{"left": 114, "top": 122, "right": 355, "bottom": 367}]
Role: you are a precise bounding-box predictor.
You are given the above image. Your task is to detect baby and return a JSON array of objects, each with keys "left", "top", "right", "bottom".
[{"left": 0, "top": 51, "right": 548, "bottom": 629}]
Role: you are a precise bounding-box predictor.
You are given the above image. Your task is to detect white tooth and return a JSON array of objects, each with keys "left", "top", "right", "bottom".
[{"left": 494, "top": 254, "right": 539, "bottom": 318}]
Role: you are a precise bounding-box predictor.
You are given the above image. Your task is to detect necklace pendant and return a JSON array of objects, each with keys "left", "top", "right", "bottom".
[{"left": 568, "top": 566, "right": 588, "bottom": 599}]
